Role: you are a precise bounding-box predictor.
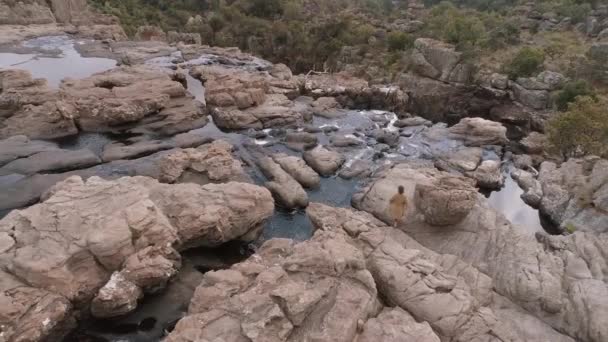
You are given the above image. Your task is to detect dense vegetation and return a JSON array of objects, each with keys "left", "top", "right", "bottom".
[
  {"left": 547, "top": 96, "right": 608, "bottom": 159},
  {"left": 89, "top": 0, "right": 607, "bottom": 160}
]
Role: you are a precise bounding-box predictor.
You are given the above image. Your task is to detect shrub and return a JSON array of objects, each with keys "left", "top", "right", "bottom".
[
  {"left": 425, "top": 2, "right": 487, "bottom": 50},
  {"left": 547, "top": 96, "right": 608, "bottom": 159},
  {"left": 554, "top": 80, "right": 596, "bottom": 111},
  {"left": 504, "top": 47, "right": 545, "bottom": 79},
  {"left": 387, "top": 31, "right": 414, "bottom": 51}
]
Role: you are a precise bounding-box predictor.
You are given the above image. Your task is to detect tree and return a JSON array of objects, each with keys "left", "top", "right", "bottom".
[
  {"left": 547, "top": 96, "right": 608, "bottom": 159},
  {"left": 504, "top": 47, "right": 545, "bottom": 79}
]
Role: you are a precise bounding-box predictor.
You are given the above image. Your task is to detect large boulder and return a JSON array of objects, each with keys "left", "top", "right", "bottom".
[
  {"left": 0, "top": 175, "right": 274, "bottom": 338},
  {"left": 303, "top": 146, "right": 345, "bottom": 176},
  {"left": 272, "top": 153, "right": 320, "bottom": 189},
  {"left": 61, "top": 65, "right": 208, "bottom": 135},
  {"left": 0, "top": 70, "right": 77, "bottom": 139},
  {"left": 448, "top": 117, "right": 508, "bottom": 146},
  {"left": 158, "top": 140, "right": 251, "bottom": 185},
  {"left": 414, "top": 175, "right": 478, "bottom": 226},
  {"left": 512, "top": 83, "right": 550, "bottom": 110},
  {"left": 411, "top": 38, "right": 473, "bottom": 83},
  {"left": 191, "top": 62, "right": 305, "bottom": 130},
  {"left": 258, "top": 156, "right": 309, "bottom": 209}
]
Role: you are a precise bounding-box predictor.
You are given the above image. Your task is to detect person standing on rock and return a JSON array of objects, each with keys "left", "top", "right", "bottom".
[{"left": 389, "top": 185, "right": 408, "bottom": 227}]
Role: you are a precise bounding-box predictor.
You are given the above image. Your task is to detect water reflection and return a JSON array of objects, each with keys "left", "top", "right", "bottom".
[
  {"left": 486, "top": 173, "right": 544, "bottom": 234},
  {"left": 0, "top": 36, "right": 116, "bottom": 87}
]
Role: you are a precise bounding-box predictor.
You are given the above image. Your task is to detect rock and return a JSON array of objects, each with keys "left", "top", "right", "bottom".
[
  {"left": 339, "top": 159, "right": 373, "bottom": 180},
  {"left": 512, "top": 83, "right": 550, "bottom": 109},
  {"left": 330, "top": 134, "right": 364, "bottom": 147},
  {"left": 436, "top": 147, "right": 483, "bottom": 172},
  {"left": 158, "top": 140, "right": 251, "bottom": 184},
  {"left": 0, "top": 270, "right": 75, "bottom": 342},
  {"left": 303, "top": 146, "right": 345, "bottom": 176},
  {"left": 90, "top": 272, "right": 142, "bottom": 318},
  {"left": 0, "top": 135, "right": 59, "bottom": 167},
  {"left": 512, "top": 169, "right": 543, "bottom": 207},
  {"left": 301, "top": 72, "right": 368, "bottom": 97},
  {"left": 490, "top": 73, "right": 509, "bottom": 89},
  {"left": 465, "top": 160, "right": 504, "bottom": 189},
  {"left": 537, "top": 158, "right": 608, "bottom": 233},
  {"left": 306, "top": 203, "right": 568, "bottom": 342},
  {"left": 311, "top": 96, "right": 345, "bottom": 118},
  {"left": 488, "top": 103, "right": 533, "bottom": 140},
  {"left": 353, "top": 163, "right": 608, "bottom": 342},
  {"left": 167, "top": 31, "right": 201, "bottom": 45},
  {"left": 1, "top": 148, "right": 100, "bottom": 175},
  {"left": 258, "top": 156, "right": 308, "bottom": 209},
  {"left": 190, "top": 61, "right": 305, "bottom": 130},
  {"left": 166, "top": 203, "right": 519, "bottom": 342},
  {"left": 397, "top": 73, "right": 501, "bottom": 122},
  {"left": 272, "top": 153, "right": 320, "bottom": 189},
  {"left": 284, "top": 131, "right": 318, "bottom": 151},
  {"left": 394, "top": 116, "right": 432, "bottom": 128},
  {"left": 357, "top": 308, "right": 439, "bottom": 342},
  {"left": 61, "top": 65, "right": 208, "bottom": 135},
  {"left": 599, "top": 28, "right": 608, "bottom": 40},
  {"left": 537, "top": 71, "right": 566, "bottom": 90},
  {"left": 211, "top": 94, "right": 309, "bottom": 130},
  {"left": 513, "top": 154, "right": 534, "bottom": 170},
  {"left": 134, "top": 25, "right": 166, "bottom": 41},
  {"left": 411, "top": 38, "right": 472, "bottom": 83},
  {"left": 448, "top": 117, "right": 508, "bottom": 146},
  {"left": 521, "top": 132, "right": 546, "bottom": 154},
  {"left": 415, "top": 175, "right": 477, "bottom": 226},
  {"left": 102, "top": 140, "right": 174, "bottom": 162},
  {"left": 374, "top": 130, "right": 400, "bottom": 147},
  {"left": 516, "top": 77, "right": 552, "bottom": 91},
  {"left": 0, "top": 70, "right": 78, "bottom": 139},
  {"left": 0, "top": 175, "right": 273, "bottom": 334}
]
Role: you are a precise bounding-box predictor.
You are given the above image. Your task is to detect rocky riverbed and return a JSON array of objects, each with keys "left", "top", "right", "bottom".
[{"left": 1, "top": 5, "right": 607, "bottom": 341}]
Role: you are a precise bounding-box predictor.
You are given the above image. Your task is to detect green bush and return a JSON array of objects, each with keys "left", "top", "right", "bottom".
[
  {"left": 547, "top": 96, "right": 608, "bottom": 159},
  {"left": 387, "top": 31, "right": 414, "bottom": 51},
  {"left": 425, "top": 2, "right": 487, "bottom": 50},
  {"left": 554, "top": 80, "right": 596, "bottom": 111},
  {"left": 504, "top": 47, "right": 545, "bottom": 79}
]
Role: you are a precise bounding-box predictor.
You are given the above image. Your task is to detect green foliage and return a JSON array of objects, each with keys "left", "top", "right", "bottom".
[
  {"left": 504, "top": 47, "right": 545, "bottom": 79},
  {"left": 554, "top": 80, "right": 596, "bottom": 111},
  {"left": 537, "top": 0, "right": 593, "bottom": 24},
  {"left": 483, "top": 16, "right": 520, "bottom": 50},
  {"left": 387, "top": 32, "right": 414, "bottom": 51},
  {"left": 425, "top": 2, "right": 487, "bottom": 51},
  {"left": 423, "top": 0, "right": 518, "bottom": 11},
  {"left": 565, "top": 222, "right": 577, "bottom": 234},
  {"left": 547, "top": 96, "right": 608, "bottom": 159}
]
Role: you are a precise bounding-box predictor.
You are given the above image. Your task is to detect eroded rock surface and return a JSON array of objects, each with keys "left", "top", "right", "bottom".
[
  {"left": 354, "top": 162, "right": 608, "bottom": 342},
  {"left": 535, "top": 157, "right": 608, "bottom": 233},
  {"left": 0, "top": 175, "right": 274, "bottom": 339}
]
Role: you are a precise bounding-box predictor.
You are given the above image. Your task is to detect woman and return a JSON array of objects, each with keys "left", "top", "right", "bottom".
[{"left": 388, "top": 185, "right": 408, "bottom": 227}]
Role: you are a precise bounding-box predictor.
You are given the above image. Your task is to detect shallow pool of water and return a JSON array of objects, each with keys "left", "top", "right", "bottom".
[
  {"left": 486, "top": 173, "right": 545, "bottom": 234},
  {"left": 0, "top": 36, "right": 116, "bottom": 87}
]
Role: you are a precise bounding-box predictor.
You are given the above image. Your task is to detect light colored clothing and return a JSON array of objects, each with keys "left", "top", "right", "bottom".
[{"left": 389, "top": 193, "right": 408, "bottom": 222}]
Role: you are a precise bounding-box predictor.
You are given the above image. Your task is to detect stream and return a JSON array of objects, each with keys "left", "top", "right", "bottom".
[{"left": 1, "top": 35, "right": 552, "bottom": 341}]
